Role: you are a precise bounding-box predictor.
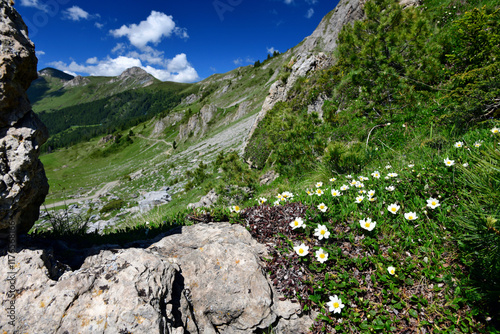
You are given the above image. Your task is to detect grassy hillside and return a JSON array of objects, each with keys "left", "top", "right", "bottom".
[{"left": 31, "top": 0, "right": 500, "bottom": 332}]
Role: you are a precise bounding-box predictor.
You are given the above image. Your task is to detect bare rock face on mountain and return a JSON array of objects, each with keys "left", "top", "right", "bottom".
[
  {"left": 110, "top": 66, "right": 156, "bottom": 87},
  {"left": 0, "top": 1, "right": 49, "bottom": 238},
  {"left": 0, "top": 223, "right": 313, "bottom": 333},
  {"left": 177, "top": 104, "right": 217, "bottom": 141}
]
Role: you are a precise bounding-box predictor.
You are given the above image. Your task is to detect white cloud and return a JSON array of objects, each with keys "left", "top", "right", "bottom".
[
  {"left": 305, "top": 8, "right": 314, "bottom": 18},
  {"left": 110, "top": 11, "right": 187, "bottom": 50},
  {"left": 284, "top": 0, "right": 293, "bottom": 4},
  {"left": 233, "top": 58, "right": 243, "bottom": 65},
  {"left": 86, "top": 57, "right": 98, "bottom": 64},
  {"left": 63, "top": 6, "right": 90, "bottom": 21},
  {"left": 305, "top": 0, "right": 318, "bottom": 4},
  {"left": 35, "top": 50, "right": 45, "bottom": 57},
  {"left": 267, "top": 47, "right": 278, "bottom": 54},
  {"left": 95, "top": 22, "right": 104, "bottom": 29},
  {"left": 49, "top": 53, "right": 199, "bottom": 83},
  {"left": 19, "top": 0, "right": 48, "bottom": 12}
]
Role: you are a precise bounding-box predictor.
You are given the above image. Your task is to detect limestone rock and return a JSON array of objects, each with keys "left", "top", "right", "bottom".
[
  {"left": 0, "top": 1, "right": 48, "bottom": 237},
  {"left": 110, "top": 66, "right": 156, "bottom": 87},
  {"left": 183, "top": 93, "right": 201, "bottom": 104},
  {"left": 259, "top": 170, "right": 280, "bottom": 186},
  {"left": 187, "top": 189, "right": 219, "bottom": 209},
  {"left": 138, "top": 187, "right": 172, "bottom": 212},
  {"left": 0, "top": 223, "right": 313, "bottom": 333},
  {"left": 62, "top": 75, "right": 90, "bottom": 88},
  {"left": 177, "top": 104, "right": 218, "bottom": 142}
]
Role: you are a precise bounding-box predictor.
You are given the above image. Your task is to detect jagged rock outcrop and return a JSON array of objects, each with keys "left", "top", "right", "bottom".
[
  {"left": 152, "top": 111, "right": 185, "bottom": 136},
  {"left": 0, "top": 223, "right": 313, "bottom": 333},
  {"left": 138, "top": 187, "right": 172, "bottom": 212},
  {"left": 110, "top": 66, "right": 156, "bottom": 87},
  {"left": 0, "top": 1, "right": 49, "bottom": 238},
  {"left": 177, "top": 104, "right": 217, "bottom": 141},
  {"left": 63, "top": 75, "right": 90, "bottom": 88},
  {"left": 187, "top": 189, "right": 219, "bottom": 209}
]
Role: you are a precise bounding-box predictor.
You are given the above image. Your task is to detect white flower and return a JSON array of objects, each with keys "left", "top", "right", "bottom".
[
  {"left": 426, "top": 198, "right": 440, "bottom": 209},
  {"left": 329, "top": 177, "right": 336, "bottom": 182},
  {"left": 368, "top": 190, "right": 375, "bottom": 197},
  {"left": 257, "top": 197, "right": 267, "bottom": 205},
  {"left": 360, "top": 218, "right": 376, "bottom": 231},
  {"left": 355, "top": 181, "right": 364, "bottom": 188},
  {"left": 385, "top": 186, "right": 395, "bottom": 192},
  {"left": 408, "top": 164, "right": 414, "bottom": 168},
  {"left": 454, "top": 141, "right": 464, "bottom": 148},
  {"left": 388, "top": 203, "right": 400, "bottom": 214},
  {"left": 290, "top": 217, "right": 305, "bottom": 229},
  {"left": 327, "top": 295, "right": 345, "bottom": 314},
  {"left": 293, "top": 243, "right": 309, "bottom": 257},
  {"left": 371, "top": 171, "right": 381, "bottom": 179},
  {"left": 387, "top": 266, "right": 396, "bottom": 275},
  {"left": 385, "top": 165, "right": 392, "bottom": 169},
  {"left": 306, "top": 190, "right": 314, "bottom": 196},
  {"left": 444, "top": 158, "right": 455, "bottom": 167},
  {"left": 491, "top": 127, "right": 499, "bottom": 134},
  {"left": 340, "top": 184, "right": 350, "bottom": 191},
  {"left": 355, "top": 196, "right": 364, "bottom": 203},
  {"left": 404, "top": 212, "right": 418, "bottom": 221},
  {"left": 346, "top": 174, "right": 353, "bottom": 179},
  {"left": 315, "top": 248, "right": 329, "bottom": 263},
  {"left": 315, "top": 188, "right": 324, "bottom": 196},
  {"left": 463, "top": 163, "right": 469, "bottom": 167},
  {"left": 331, "top": 189, "right": 342, "bottom": 197},
  {"left": 314, "top": 224, "right": 330, "bottom": 240},
  {"left": 350, "top": 180, "right": 358, "bottom": 186},
  {"left": 316, "top": 182, "right": 323, "bottom": 188},
  {"left": 368, "top": 197, "right": 376, "bottom": 202},
  {"left": 230, "top": 205, "right": 241, "bottom": 213},
  {"left": 474, "top": 141, "right": 482, "bottom": 148},
  {"left": 318, "top": 203, "right": 328, "bottom": 212},
  {"left": 273, "top": 200, "right": 280, "bottom": 206},
  {"left": 388, "top": 172, "right": 398, "bottom": 178}
]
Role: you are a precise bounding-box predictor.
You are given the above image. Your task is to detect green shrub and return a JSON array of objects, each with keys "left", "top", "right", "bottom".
[{"left": 100, "top": 199, "right": 124, "bottom": 213}]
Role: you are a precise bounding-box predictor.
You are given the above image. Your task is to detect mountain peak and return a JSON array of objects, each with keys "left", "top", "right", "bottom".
[
  {"left": 38, "top": 67, "right": 74, "bottom": 81},
  {"left": 113, "top": 67, "right": 156, "bottom": 87}
]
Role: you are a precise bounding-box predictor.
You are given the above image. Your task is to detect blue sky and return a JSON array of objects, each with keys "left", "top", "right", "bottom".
[{"left": 16, "top": 0, "right": 339, "bottom": 83}]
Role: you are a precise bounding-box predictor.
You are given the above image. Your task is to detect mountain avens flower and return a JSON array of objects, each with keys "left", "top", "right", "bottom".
[
  {"left": 454, "top": 141, "right": 464, "bottom": 148},
  {"left": 492, "top": 127, "right": 499, "bottom": 134},
  {"left": 426, "top": 198, "right": 440, "bottom": 209},
  {"left": 387, "top": 266, "right": 396, "bottom": 275},
  {"left": 329, "top": 177, "right": 336, "bottom": 182},
  {"left": 315, "top": 248, "right": 328, "bottom": 263},
  {"left": 368, "top": 190, "right": 375, "bottom": 197},
  {"left": 314, "top": 224, "right": 330, "bottom": 240},
  {"left": 230, "top": 205, "right": 241, "bottom": 213},
  {"left": 318, "top": 203, "right": 328, "bottom": 212},
  {"left": 340, "top": 185, "right": 349, "bottom": 191},
  {"left": 327, "top": 295, "right": 345, "bottom": 314},
  {"left": 290, "top": 217, "right": 305, "bottom": 229},
  {"left": 404, "top": 212, "right": 418, "bottom": 220},
  {"left": 293, "top": 243, "right": 309, "bottom": 257},
  {"left": 331, "top": 189, "right": 341, "bottom": 197},
  {"left": 316, "top": 188, "right": 324, "bottom": 196},
  {"left": 257, "top": 197, "right": 267, "bottom": 205},
  {"left": 388, "top": 172, "right": 398, "bottom": 178},
  {"left": 385, "top": 186, "right": 395, "bottom": 192},
  {"left": 360, "top": 218, "right": 376, "bottom": 231},
  {"left": 355, "top": 196, "right": 364, "bottom": 203},
  {"left": 388, "top": 203, "right": 400, "bottom": 214},
  {"left": 371, "top": 171, "right": 381, "bottom": 179},
  {"left": 444, "top": 158, "right": 455, "bottom": 167},
  {"left": 316, "top": 182, "right": 323, "bottom": 188}
]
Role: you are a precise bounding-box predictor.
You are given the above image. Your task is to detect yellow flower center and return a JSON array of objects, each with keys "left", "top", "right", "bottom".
[
  {"left": 294, "top": 221, "right": 299, "bottom": 226},
  {"left": 299, "top": 249, "right": 304, "bottom": 254},
  {"left": 235, "top": 206, "right": 240, "bottom": 211},
  {"left": 320, "top": 253, "right": 325, "bottom": 259},
  {"left": 365, "top": 223, "right": 371, "bottom": 228},
  {"left": 392, "top": 208, "right": 396, "bottom": 212},
  {"left": 333, "top": 302, "right": 339, "bottom": 308},
  {"left": 409, "top": 215, "right": 413, "bottom": 219},
  {"left": 321, "top": 230, "right": 326, "bottom": 235},
  {"left": 432, "top": 201, "right": 436, "bottom": 205},
  {"left": 390, "top": 269, "right": 395, "bottom": 274}
]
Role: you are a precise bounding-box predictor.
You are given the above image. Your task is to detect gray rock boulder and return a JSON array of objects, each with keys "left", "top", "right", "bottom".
[
  {"left": 187, "top": 189, "right": 219, "bottom": 209},
  {"left": 0, "top": 223, "right": 313, "bottom": 333},
  {"left": 0, "top": 1, "right": 48, "bottom": 238},
  {"left": 138, "top": 187, "right": 172, "bottom": 212}
]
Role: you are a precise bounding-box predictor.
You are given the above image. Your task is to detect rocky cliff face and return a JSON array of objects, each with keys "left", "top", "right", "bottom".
[
  {"left": 0, "top": 223, "right": 313, "bottom": 333},
  {"left": 0, "top": 1, "right": 49, "bottom": 238}
]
